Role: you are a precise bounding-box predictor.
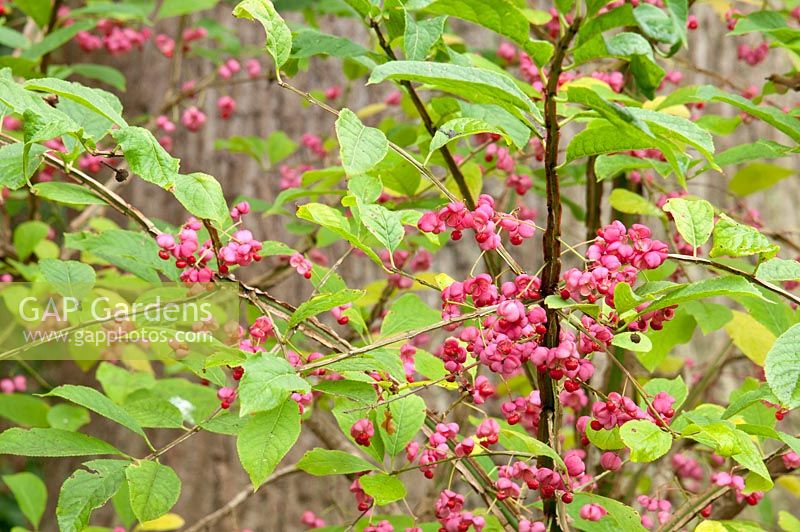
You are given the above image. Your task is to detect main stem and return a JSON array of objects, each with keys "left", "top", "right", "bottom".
[{"left": 538, "top": 19, "right": 581, "bottom": 532}]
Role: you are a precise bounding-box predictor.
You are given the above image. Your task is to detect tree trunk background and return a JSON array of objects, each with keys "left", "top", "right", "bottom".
[{"left": 29, "top": 3, "right": 799, "bottom": 531}]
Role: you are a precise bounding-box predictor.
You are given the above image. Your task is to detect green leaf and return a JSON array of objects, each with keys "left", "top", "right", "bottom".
[
  {"left": 723, "top": 386, "right": 773, "bottom": 420},
  {"left": 22, "top": 20, "right": 95, "bottom": 61},
  {"left": 429, "top": 117, "right": 511, "bottom": 155},
  {"left": 729, "top": 163, "right": 793, "bottom": 197},
  {"left": 404, "top": 13, "right": 446, "bottom": 61},
  {"left": 0, "top": 428, "right": 122, "bottom": 457},
  {"left": 633, "top": 4, "right": 678, "bottom": 45},
  {"left": 314, "top": 380, "right": 377, "bottom": 405},
  {"left": 566, "top": 124, "right": 659, "bottom": 162},
  {"left": 158, "top": 0, "right": 220, "bottom": 18},
  {"left": 23, "top": 78, "right": 125, "bottom": 127},
  {"left": 425, "top": 0, "right": 552, "bottom": 65},
  {"left": 359, "top": 474, "right": 407, "bottom": 505},
  {"left": 291, "top": 28, "right": 368, "bottom": 58},
  {"left": 0, "top": 142, "right": 47, "bottom": 190},
  {"left": 359, "top": 204, "right": 405, "bottom": 253},
  {"left": 369, "top": 61, "right": 540, "bottom": 122},
  {"left": 696, "top": 86, "right": 800, "bottom": 143},
  {"left": 638, "top": 307, "right": 696, "bottom": 371},
  {"left": 378, "top": 394, "right": 425, "bottom": 456},
  {"left": 297, "top": 448, "right": 376, "bottom": 476},
  {"left": 662, "top": 197, "right": 714, "bottom": 249},
  {"left": 594, "top": 153, "right": 671, "bottom": 182},
  {"left": 567, "top": 492, "right": 648, "bottom": 532},
  {"left": 683, "top": 300, "right": 732, "bottom": 334},
  {"left": 14, "top": 0, "right": 51, "bottom": 28},
  {"left": 44, "top": 385, "right": 146, "bottom": 438},
  {"left": 0, "top": 394, "right": 50, "bottom": 427},
  {"left": 335, "top": 108, "right": 389, "bottom": 176},
  {"left": 296, "top": 203, "right": 382, "bottom": 264},
  {"left": 756, "top": 258, "right": 800, "bottom": 283},
  {"left": 172, "top": 172, "right": 229, "bottom": 225},
  {"left": 123, "top": 395, "right": 184, "bottom": 429},
  {"left": 586, "top": 426, "right": 625, "bottom": 451},
  {"left": 765, "top": 323, "right": 800, "bottom": 409},
  {"left": 237, "top": 398, "right": 300, "bottom": 488},
  {"left": 608, "top": 189, "right": 664, "bottom": 218},
  {"left": 112, "top": 126, "right": 180, "bottom": 188},
  {"left": 125, "top": 461, "right": 181, "bottom": 523},
  {"left": 619, "top": 420, "right": 672, "bottom": 462},
  {"left": 498, "top": 428, "right": 567, "bottom": 469},
  {"left": 266, "top": 131, "right": 298, "bottom": 164},
  {"left": 3, "top": 473, "right": 46, "bottom": 529},
  {"left": 643, "top": 275, "right": 766, "bottom": 314},
  {"left": 238, "top": 355, "right": 310, "bottom": 416},
  {"left": 0, "top": 25, "right": 29, "bottom": 50},
  {"left": 56, "top": 460, "right": 128, "bottom": 532},
  {"left": 348, "top": 173, "right": 383, "bottom": 204},
  {"left": 13, "top": 221, "right": 49, "bottom": 262},
  {"left": 457, "top": 101, "right": 530, "bottom": 149},
  {"left": 627, "top": 107, "right": 715, "bottom": 164},
  {"left": 574, "top": 32, "right": 664, "bottom": 97},
  {"left": 233, "top": 0, "right": 292, "bottom": 70},
  {"left": 710, "top": 214, "right": 779, "bottom": 259},
  {"left": 611, "top": 332, "right": 652, "bottom": 352},
  {"left": 613, "top": 282, "right": 643, "bottom": 315},
  {"left": 67, "top": 63, "right": 127, "bottom": 91},
  {"left": 31, "top": 182, "right": 106, "bottom": 205},
  {"left": 289, "top": 289, "right": 365, "bottom": 328},
  {"left": 96, "top": 362, "right": 156, "bottom": 405},
  {"left": 380, "top": 293, "right": 441, "bottom": 337},
  {"left": 715, "top": 140, "right": 791, "bottom": 167},
  {"left": 47, "top": 404, "right": 91, "bottom": 432},
  {"left": 38, "top": 259, "right": 96, "bottom": 300}
]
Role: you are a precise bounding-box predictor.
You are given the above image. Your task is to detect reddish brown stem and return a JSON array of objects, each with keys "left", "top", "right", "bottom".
[{"left": 538, "top": 18, "right": 582, "bottom": 532}]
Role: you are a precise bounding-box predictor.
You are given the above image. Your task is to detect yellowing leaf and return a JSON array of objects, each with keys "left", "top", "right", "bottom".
[
  {"left": 133, "top": 513, "right": 185, "bottom": 531},
  {"left": 434, "top": 273, "right": 457, "bottom": 289},
  {"left": 779, "top": 476, "right": 800, "bottom": 499},
  {"left": 694, "top": 521, "right": 728, "bottom": 532},
  {"left": 725, "top": 310, "right": 775, "bottom": 366}
]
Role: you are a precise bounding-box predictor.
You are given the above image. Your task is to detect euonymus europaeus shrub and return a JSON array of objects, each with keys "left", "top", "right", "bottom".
[{"left": 1, "top": 1, "right": 800, "bottom": 531}]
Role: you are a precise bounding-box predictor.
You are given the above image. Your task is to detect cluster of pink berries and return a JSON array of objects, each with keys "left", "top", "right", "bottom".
[
  {"left": 350, "top": 418, "right": 375, "bottom": 446},
  {"left": 738, "top": 42, "right": 769, "bottom": 66},
  {"left": 636, "top": 495, "right": 673, "bottom": 528},
  {"left": 710, "top": 472, "right": 764, "bottom": 507},
  {"left": 156, "top": 201, "right": 264, "bottom": 281},
  {"left": 591, "top": 71, "right": 625, "bottom": 92},
  {"left": 300, "top": 511, "right": 325, "bottom": 529},
  {"left": 301, "top": 133, "right": 327, "bottom": 158},
  {"left": 587, "top": 390, "right": 675, "bottom": 432},
  {"left": 418, "top": 195, "right": 535, "bottom": 251},
  {"left": 75, "top": 18, "right": 151, "bottom": 55},
  {"left": 156, "top": 218, "right": 216, "bottom": 282},
  {"left": 562, "top": 221, "right": 671, "bottom": 329},
  {"left": 671, "top": 452, "right": 704, "bottom": 491},
  {"left": 155, "top": 26, "right": 207, "bottom": 58},
  {"left": 0, "top": 375, "right": 26, "bottom": 394},
  {"left": 435, "top": 490, "right": 486, "bottom": 532},
  {"left": 279, "top": 164, "right": 313, "bottom": 190},
  {"left": 181, "top": 106, "right": 207, "bottom": 132}
]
